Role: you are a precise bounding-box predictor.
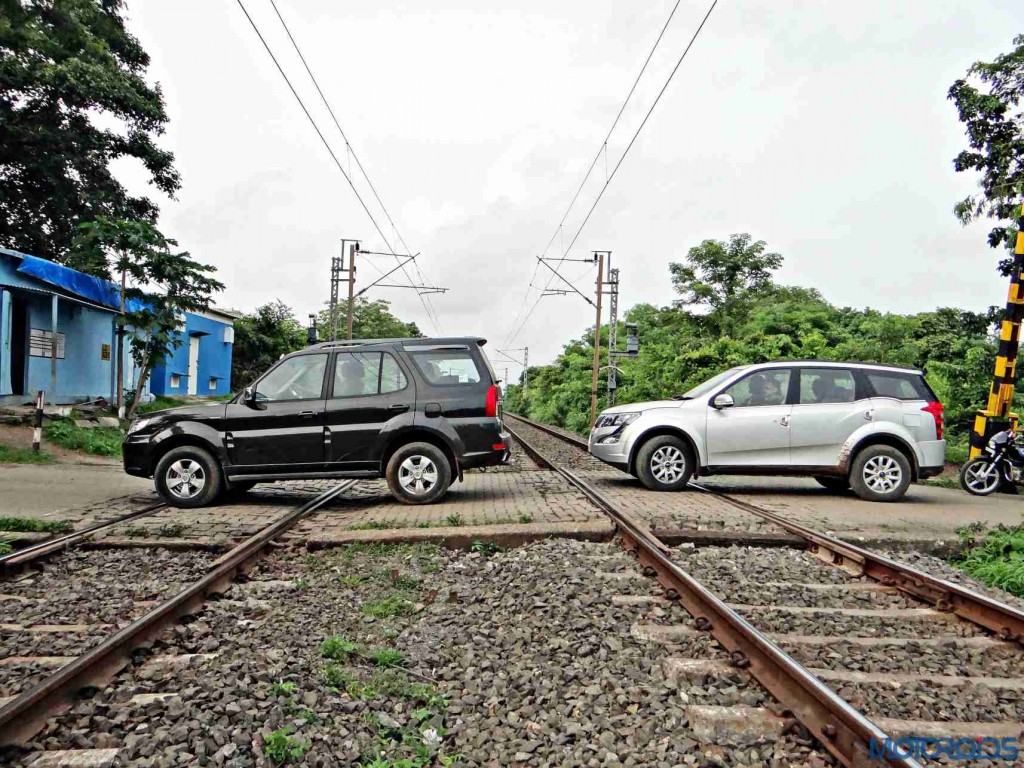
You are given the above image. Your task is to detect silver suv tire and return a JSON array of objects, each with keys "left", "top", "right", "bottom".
[
  {"left": 849, "top": 445, "right": 911, "bottom": 502},
  {"left": 636, "top": 435, "right": 693, "bottom": 492}
]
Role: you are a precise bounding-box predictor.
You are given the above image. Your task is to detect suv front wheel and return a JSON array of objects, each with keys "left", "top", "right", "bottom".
[
  {"left": 155, "top": 446, "right": 224, "bottom": 508},
  {"left": 850, "top": 445, "right": 911, "bottom": 502},
  {"left": 636, "top": 435, "right": 693, "bottom": 492},
  {"left": 386, "top": 442, "right": 452, "bottom": 505}
]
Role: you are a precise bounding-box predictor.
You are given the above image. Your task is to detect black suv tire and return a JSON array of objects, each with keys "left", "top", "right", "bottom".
[
  {"left": 635, "top": 435, "right": 693, "bottom": 492},
  {"left": 850, "top": 445, "right": 911, "bottom": 502},
  {"left": 386, "top": 442, "right": 452, "bottom": 505},
  {"left": 155, "top": 445, "right": 224, "bottom": 508},
  {"left": 814, "top": 476, "right": 850, "bottom": 493}
]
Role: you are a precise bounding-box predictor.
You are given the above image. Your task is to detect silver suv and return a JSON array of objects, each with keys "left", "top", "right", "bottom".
[{"left": 589, "top": 361, "right": 946, "bottom": 502}]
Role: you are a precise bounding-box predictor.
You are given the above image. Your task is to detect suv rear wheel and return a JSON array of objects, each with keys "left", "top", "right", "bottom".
[
  {"left": 636, "top": 435, "right": 693, "bottom": 492},
  {"left": 850, "top": 445, "right": 911, "bottom": 502},
  {"left": 155, "top": 446, "right": 223, "bottom": 508},
  {"left": 386, "top": 442, "right": 452, "bottom": 505}
]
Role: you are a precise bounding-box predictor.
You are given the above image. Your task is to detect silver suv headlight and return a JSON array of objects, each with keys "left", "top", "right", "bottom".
[{"left": 594, "top": 412, "right": 641, "bottom": 429}]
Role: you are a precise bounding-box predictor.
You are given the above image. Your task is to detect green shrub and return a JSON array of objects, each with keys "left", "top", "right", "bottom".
[
  {"left": 263, "top": 727, "right": 310, "bottom": 764},
  {"left": 44, "top": 420, "right": 122, "bottom": 457},
  {"left": 320, "top": 635, "right": 359, "bottom": 660},
  {"left": 0, "top": 444, "right": 52, "bottom": 464},
  {"left": 0, "top": 517, "right": 73, "bottom": 534},
  {"left": 370, "top": 648, "right": 406, "bottom": 667},
  {"left": 361, "top": 595, "right": 414, "bottom": 618},
  {"left": 955, "top": 525, "right": 1024, "bottom": 597},
  {"left": 0, "top": 540, "right": 12, "bottom": 555}
]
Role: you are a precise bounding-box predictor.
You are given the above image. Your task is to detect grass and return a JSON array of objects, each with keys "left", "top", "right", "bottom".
[
  {"left": 923, "top": 476, "right": 959, "bottom": 489},
  {"left": 319, "top": 635, "right": 359, "bottom": 661},
  {"left": 0, "top": 516, "right": 73, "bottom": 534},
  {"left": 954, "top": 524, "right": 1024, "bottom": 598},
  {"left": 370, "top": 648, "right": 406, "bottom": 667},
  {"left": 0, "top": 540, "right": 11, "bottom": 556},
  {"left": 361, "top": 594, "right": 415, "bottom": 618},
  {"left": 263, "top": 726, "right": 310, "bottom": 764},
  {"left": 268, "top": 680, "right": 297, "bottom": 697},
  {"left": 444, "top": 513, "right": 464, "bottom": 527},
  {"left": 0, "top": 444, "right": 52, "bottom": 464},
  {"left": 136, "top": 395, "right": 186, "bottom": 414},
  {"left": 44, "top": 419, "right": 122, "bottom": 457},
  {"left": 946, "top": 437, "right": 970, "bottom": 465}
]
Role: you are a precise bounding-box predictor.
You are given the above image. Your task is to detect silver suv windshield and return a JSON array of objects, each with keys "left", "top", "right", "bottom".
[{"left": 678, "top": 366, "right": 748, "bottom": 400}]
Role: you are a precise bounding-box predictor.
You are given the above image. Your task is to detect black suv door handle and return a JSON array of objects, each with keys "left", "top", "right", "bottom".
[
  {"left": 298, "top": 410, "right": 319, "bottom": 418},
  {"left": 388, "top": 404, "right": 410, "bottom": 412}
]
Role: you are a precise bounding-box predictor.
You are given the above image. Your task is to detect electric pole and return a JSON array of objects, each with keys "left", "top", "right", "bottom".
[
  {"left": 346, "top": 242, "right": 357, "bottom": 340},
  {"left": 606, "top": 260, "right": 620, "bottom": 406},
  {"left": 591, "top": 251, "right": 605, "bottom": 428},
  {"left": 330, "top": 239, "right": 359, "bottom": 342}
]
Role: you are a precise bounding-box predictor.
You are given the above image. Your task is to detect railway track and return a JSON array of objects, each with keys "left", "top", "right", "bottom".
[
  {"left": 505, "top": 412, "right": 1024, "bottom": 767},
  {"left": 0, "top": 479, "right": 357, "bottom": 754}
]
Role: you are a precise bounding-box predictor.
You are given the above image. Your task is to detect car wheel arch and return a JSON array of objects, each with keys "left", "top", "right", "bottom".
[
  {"left": 380, "top": 428, "right": 459, "bottom": 482},
  {"left": 844, "top": 433, "right": 919, "bottom": 482},
  {"left": 149, "top": 434, "right": 225, "bottom": 477},
  {"left": 629, "top": 427, "right": 701, "bottom": 476}
]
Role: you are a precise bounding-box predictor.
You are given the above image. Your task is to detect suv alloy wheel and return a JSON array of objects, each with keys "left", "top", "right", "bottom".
[
  {"left": 849, "top": 445, "right": 911, "bottom": 502},
  {"left": 635, "top": 435, "right": 693, "bottom": 491},
  {"left": 386, "top": 442, "right": 452, "bottom": 505},
  {"left": 155, "top": 446, "right": 224, "bottom": 508}
]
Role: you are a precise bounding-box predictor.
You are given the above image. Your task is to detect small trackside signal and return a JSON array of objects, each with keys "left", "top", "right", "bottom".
[
  {"left": 486, "top": 385, "right": 499, "bottom": 418},
  {"left": 922, "top": 401, "right": 944, "bottom": 440}
]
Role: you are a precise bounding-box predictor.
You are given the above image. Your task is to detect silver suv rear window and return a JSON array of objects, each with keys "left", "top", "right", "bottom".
[
  {"left": 865, "top": 371, "right": 931, "bottom": 401},
  {"left": 409, "top": 350, "right": 483, "bottom": 386}
]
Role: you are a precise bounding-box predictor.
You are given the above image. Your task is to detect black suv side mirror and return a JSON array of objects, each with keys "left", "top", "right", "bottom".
[{"left": 243, "top": 386, "right": 265, "bottom": 410}]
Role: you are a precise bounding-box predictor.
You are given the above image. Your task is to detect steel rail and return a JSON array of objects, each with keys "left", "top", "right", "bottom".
[
  {"left": 690, "top": 483, "right": 1024, "bottom": 645},
  {"left": 0, "top": 480, "right": 357, "bottom": 747},
  {"left": 0, "top": 501, "right": 168, "bottom": 575},
  {"left": 505, "top": 423, "right": 916, "bottom": 768},
  {"left": 508, "top": 412, "right": 1024, "bottom": 645}
]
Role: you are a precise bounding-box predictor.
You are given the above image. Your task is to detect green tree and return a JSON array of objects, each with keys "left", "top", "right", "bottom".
[
  {"left": 669, "top": 233, "right": 783, "bottom": 337},
  {"left": 0, "top": 0, "right": 179, "bottom": 261},
  {"left": 71, "top": 217, "right": 222, "bottom": 416},
  {"left": 315, "top": 297, "right": 421, "bottom": 341},
  {"left": 231, "top": 301, "right": 307, "bottom": 388},
  {"left": 948, "top": 34, "right": 1024, "bottom": 273}
]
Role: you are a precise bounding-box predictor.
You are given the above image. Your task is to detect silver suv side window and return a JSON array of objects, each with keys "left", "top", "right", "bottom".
[
  {"left": 257, "top": 354, "right": 327, "bottom": 401},
  {"left": 799, "top": 369, "right": 856, "bottom": 404},
  {"left": 724, "top": 369, "right": 791, "bottom": 407},
  {"left": 865, "top": 371, "right": 930, "bottom": 400}
]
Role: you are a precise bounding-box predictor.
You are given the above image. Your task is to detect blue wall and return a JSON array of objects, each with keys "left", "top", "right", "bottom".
[{"left": 150, "top": 312, "right": 234, "bottom": 397}]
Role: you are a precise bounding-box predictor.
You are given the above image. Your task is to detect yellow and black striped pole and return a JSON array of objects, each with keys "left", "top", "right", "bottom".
[{"left": 969, "top": 203, "right": 1024, "bottom": 458}]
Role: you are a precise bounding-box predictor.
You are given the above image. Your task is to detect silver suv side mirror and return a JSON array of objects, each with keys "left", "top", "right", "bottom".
[{"left": 712, "top": 393, "right": 735, "bottom": 410}]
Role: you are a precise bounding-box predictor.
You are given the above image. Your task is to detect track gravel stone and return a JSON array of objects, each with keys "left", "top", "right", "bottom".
[{"left": 10, "top": 539, "right": 831, "bottom": 767}]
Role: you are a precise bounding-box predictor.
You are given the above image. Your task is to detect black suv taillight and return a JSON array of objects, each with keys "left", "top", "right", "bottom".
[{"left": 485, "top": 384, "right": 499, "bottom": 417}]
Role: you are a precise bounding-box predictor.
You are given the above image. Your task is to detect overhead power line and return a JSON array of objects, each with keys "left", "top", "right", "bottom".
[
  {"left": 268, "top": 0, "right": 443, "bottom": 334},
  {"left": 235, "top": 0, "right": 442, "bottom": 333},
  {"left": 504, "top": 0, "right": 719, "bottom": 347}
]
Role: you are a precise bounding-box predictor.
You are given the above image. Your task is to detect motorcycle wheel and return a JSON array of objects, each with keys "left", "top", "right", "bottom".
[{"left": 959, "top": 457, "right": 1002, "bottom": 496}]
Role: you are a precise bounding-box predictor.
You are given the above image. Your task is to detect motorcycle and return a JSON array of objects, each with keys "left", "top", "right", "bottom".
[{"left": 959, "top": 427, "right": 1024, "bottom": 496}]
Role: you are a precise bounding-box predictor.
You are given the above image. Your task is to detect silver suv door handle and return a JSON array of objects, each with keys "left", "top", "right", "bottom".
[
  {"left": 864, "top": 410, "right": 873, "bottom": 421},
  {"left": 779, "top": 415, "right": 790, "bottom": 427}
]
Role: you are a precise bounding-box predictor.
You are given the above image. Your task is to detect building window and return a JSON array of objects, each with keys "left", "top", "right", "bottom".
[
  {"left": 170, "top": 374, "right": 181, "bottom": 388},
  {"left": 209, "top": 377, "right": 218, "bottom": 390},
  {"left": 29, "top": 329, "right": 66, "bottom": 359}
]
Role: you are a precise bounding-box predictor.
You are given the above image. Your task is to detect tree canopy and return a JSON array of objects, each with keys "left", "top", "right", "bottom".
[
  {"left": 0, "top": 0, "right": 179, "bottom": 261},
  {"left": 948, "top": 33, "right": 1024, "bottom": 271}
]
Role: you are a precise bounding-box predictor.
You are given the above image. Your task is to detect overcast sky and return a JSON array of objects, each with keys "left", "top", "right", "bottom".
[{"left": 119, "top": 0, "right": 1020, "bottom": 377}]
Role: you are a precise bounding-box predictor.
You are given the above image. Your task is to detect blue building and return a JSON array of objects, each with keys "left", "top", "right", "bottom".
[{"left": 0, "top": 249, "right": 236, "bottom": 405}]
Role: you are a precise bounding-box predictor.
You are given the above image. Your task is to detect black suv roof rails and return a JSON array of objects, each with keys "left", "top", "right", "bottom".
[{"left": 308, "top": 337, "right": 487, "bottom": 350}]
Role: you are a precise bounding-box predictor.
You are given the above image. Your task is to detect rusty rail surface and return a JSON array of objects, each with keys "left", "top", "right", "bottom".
[
  {"left": 0, "top": 501, "right": 168, "bottom": 576},
  {"left": 0, "top": 480, "right": 357, "bottom": 747},
  {"left": 508, "top": 411, "right": 1024, "bottom": 646},
  {"left": 505, "top": 422, "right": 916, "bottom": 768}
]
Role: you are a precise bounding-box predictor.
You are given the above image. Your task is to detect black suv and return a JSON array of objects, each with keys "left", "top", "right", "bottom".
[{"left": 123, "top": 337, "right": 510, "bottom": 507}]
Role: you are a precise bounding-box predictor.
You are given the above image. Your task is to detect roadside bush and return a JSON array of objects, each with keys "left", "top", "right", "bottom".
[
  {"left": 955, "top": 524, "right": 1024, "bottom": 598},
  {"left": 0, "top": 516, "right": 73, "bottom": 533},
  {"left": 44, "top": 419, "right": 122, "bottom": 457},
  {"left": 0, "top": 444, "right": 51, "bottom": 464}
]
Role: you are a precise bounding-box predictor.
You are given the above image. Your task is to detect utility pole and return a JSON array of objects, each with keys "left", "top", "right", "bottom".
[
  {"left": 606, "top": 261, "right": 620, "bottom": 406},
  {"left": 591, "top": 251, "right": 605, "bottom": 428},
  {"left": 970, "top": 203, "right": 1024, "bottom": 458},
  {"left": 523, "top": 347, "right": 529, "bottom": 391},
  {"left": 116, "top": 268, "right": 126, "bottom": 417},
  {"left": 346, "top": 242, "right": 357, "bottom": 340}
]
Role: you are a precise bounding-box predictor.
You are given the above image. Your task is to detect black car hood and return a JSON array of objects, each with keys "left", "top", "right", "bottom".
[{"left": 140, "top": 402, "right": 227, "bottom": 422}]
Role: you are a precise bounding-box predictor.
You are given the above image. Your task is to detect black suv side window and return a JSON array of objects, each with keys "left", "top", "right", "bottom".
[
  {"left": 256, "top": 354, "right": 327, "bottom": 401},
  {"left": 333, "top": 352, "right": 408, "bottom": 398},
  {"left": 408, "top": 350, "right": 482, "bottom": 386}
]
